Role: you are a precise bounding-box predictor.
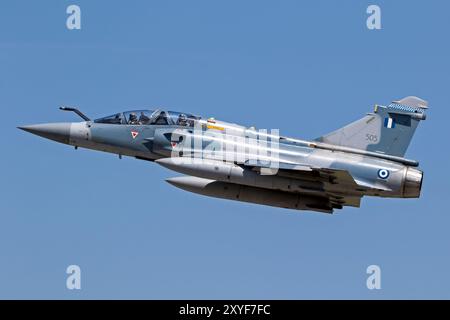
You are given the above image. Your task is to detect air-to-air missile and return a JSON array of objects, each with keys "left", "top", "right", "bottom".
[{"left": 19, "top": 96, "right": 427, "bottom": 214}]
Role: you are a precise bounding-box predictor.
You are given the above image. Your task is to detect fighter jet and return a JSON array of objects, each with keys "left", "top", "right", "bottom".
[{"left": 18, "top": 96, "right": 427, "bottom": 214}]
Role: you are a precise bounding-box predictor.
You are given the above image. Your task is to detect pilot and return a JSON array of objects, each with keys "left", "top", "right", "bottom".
[
  {"left": 177, "top": 113, "right": 188, "bottom": 126},
  {"left": 128, "top": 113, "right": 138, "bottom": 125},
  {"left": 139, "top": 112, "right": 150, "bottom": 125}
]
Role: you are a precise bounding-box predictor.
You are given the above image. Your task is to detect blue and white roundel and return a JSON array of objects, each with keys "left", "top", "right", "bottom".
[{"left": 377, "top": 169, "right": 390, "bottom": 179}]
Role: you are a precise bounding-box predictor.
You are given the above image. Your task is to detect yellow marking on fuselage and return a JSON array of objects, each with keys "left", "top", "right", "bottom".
[{"left": 207, "top": 124, "right": 225, "bottom": 131}]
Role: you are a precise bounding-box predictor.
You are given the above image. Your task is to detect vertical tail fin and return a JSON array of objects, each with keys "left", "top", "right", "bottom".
[{"left": 316, "top": 96, "right": 428, "bottom": 157}]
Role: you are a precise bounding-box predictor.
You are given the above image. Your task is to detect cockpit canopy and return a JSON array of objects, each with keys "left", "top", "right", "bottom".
[{"left": 94, "top": 109, "right": 201, "bottom": 127}]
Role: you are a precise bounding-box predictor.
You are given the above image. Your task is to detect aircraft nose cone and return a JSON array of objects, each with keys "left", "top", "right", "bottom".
[{"left": 18, "top": 123, "right": 71, "bottom": 144}]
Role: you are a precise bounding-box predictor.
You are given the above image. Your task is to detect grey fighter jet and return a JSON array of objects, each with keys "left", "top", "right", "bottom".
[{"left": 18, "top": 96, "right": 427, "bottom": 214}]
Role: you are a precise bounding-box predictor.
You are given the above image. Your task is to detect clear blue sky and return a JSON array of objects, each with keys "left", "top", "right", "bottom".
[{"left": 1, "top": 0, "right": 449, "bottom": 299}]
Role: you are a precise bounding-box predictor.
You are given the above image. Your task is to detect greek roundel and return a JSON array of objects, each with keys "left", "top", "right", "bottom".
[{"left": 377, "top": 169, "right": 390, "bottom": 179}]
